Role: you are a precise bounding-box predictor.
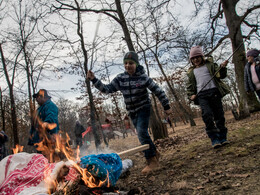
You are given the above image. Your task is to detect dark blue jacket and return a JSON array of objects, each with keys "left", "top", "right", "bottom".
[
  {"left": 91, "top": 65, "right": 170, "bottom": 113},
  {"left": 244, "top": 57, "right": 260, "bottom": 92},
  {"left": 30, "top": 99, "right": 59, "bottom": 144}
]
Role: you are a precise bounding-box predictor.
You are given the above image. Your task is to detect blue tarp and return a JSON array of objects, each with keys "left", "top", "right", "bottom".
[{"left": 80, "top": 153, "right": 122, "bottom": 186}]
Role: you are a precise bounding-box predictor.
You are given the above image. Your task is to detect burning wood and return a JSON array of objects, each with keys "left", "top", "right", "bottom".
[
  {"left": 1, "top": 118, "right": 147, "bottom": 195},
  {"left": 0, "top": 141, "right": 146, "bottom": 195}
]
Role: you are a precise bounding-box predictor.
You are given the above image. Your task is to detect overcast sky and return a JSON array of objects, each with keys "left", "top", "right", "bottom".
[{"left": 1, "top": 0, "right": 258, "bottom": 104}]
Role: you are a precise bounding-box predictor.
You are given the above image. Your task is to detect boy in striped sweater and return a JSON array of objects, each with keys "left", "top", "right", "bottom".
[{"left": 87, "top": 51, "right": 171, "bottom": 174}]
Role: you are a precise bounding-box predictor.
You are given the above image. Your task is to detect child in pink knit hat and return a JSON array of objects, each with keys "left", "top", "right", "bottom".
[{"left": 186, "top": 46, "right": 230, "bottom": 149}]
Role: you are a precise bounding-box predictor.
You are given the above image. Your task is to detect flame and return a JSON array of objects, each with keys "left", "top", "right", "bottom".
[
  {"left": 76, "top": 145, "right": 80, "bottom": 161},
  {"left": 12, "top": 144, "right": 24, "bottom": 154},
  {"left": 31, "top": 112, "right": 110, "bottom": 192}
]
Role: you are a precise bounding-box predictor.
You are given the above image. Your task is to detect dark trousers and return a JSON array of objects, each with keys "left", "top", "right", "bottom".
[
  {"left": 198, "top": 88, "right": 228, "bottom": 141},
  {"left": 76, "top": 136, "right": 83, "bottom": 147}
]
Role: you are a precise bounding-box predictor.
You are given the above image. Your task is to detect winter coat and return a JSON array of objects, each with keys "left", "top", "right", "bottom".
[
  {"left": 74, "top": 123, "right": 85, "bottom": 136},
  {"left": 0, "top": 131, "right": 8, "bottom": 160},
  {"left": 29, "top": 99, "right": 59, "bottom": 144},
  {"left": 186, "top": 60, "right": 230, "bottom": 102},
  {"left": 244, "top": 57, "right": 260, "bottom": 92},
  {"left": 91, "top": 65, "right": 170, "bottom": 113}
]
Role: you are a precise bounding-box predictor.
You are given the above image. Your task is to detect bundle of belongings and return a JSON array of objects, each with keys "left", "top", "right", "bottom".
[{"left": 0, "top": 152, "right": 132, "bottom": 195}]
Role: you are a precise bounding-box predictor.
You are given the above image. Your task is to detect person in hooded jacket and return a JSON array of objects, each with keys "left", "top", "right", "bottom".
[
  {"left": 87, "top": 51, "right": 171, "bottom": 174},
  {"left": 74, "top": 121, "right": 85, "bottom": 147},
  {"left": 186, "top": 46, "right": 230, "bottom": 149},
  {"left": 28, "top": 89, "right": 59, "bottom": 151},
  {"left": 244, "top": 49, "right": 260, "bottom": 100}
]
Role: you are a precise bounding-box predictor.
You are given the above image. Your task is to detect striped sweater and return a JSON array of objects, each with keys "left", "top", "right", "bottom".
[{"left": 91, "top": 65, "right": 170, "bottom": 113}]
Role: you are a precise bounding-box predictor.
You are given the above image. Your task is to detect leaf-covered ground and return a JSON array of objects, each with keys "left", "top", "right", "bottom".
[{"left": 109, "top": 111, "right": 260, "bottom": 195}]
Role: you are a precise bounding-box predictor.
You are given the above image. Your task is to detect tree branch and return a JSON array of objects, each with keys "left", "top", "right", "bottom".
[
  {"left": 240, "top": 4, "right": 260, "bottom": 24},
  {"left": 53, "top": 0, "right": 120, "bottom": 23},
  {"left": 206, "top": 34, "right": 229, "bottom": 56}
]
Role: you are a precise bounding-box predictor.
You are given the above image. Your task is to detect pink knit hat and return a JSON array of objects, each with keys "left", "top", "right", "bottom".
[{"left": 189, "top": 46, "right": 204, "bottom": 59}]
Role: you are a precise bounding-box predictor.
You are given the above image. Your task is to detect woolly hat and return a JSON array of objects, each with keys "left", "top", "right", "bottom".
[
  {"left": 246, "top": 49, "right": 260, "bottom": 58},
  {"left": 123, "top": 51, "right": 139, "bottom": 66},
  {"left": 33, "top": 89, "right": 51, "bottom": 99},
  {"left": 189, "top": 46, "right": 204, "bottom": 59}
]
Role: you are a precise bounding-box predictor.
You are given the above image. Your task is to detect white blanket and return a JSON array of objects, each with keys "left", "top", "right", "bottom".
[{"left": 0, "top": 153, "right": 69, "bottom": 195}]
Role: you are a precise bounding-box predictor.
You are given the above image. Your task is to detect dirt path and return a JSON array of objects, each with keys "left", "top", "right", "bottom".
[{"left": 111, "top": 111, "right": 260, "bottom": 194}]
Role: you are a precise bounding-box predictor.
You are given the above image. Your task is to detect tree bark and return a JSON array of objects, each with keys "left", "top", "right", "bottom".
[
  {"left": 156, "top": 59, "right": 196, "bottom": 126},
  {"left": 0, "top": 43, "right": 19, "bottom": 146},
  {"left": 75, "top": 0, "right": 101, "bottom": 149},
  {"left": 115, "top": 0, "right": 135, "bottom": 51},
  {"left": 151, "top": 94, "right": 168, "bottom": 140},
  {"left": 149, "top": 104, "right": 168, "bottom": 141},
  {"left": 0, "top": 88, "right": 6, "bottom": 132},
  {"left": 114, "top": 0, "right": 167, "bottom": 139},
  {"left": 221, "top": 0, "right": 251, "bottom": 119}
]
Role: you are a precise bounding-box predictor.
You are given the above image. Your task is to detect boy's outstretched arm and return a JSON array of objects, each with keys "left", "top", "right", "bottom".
[{"left": 87, "top": 70, "right": 95, "bottom": 80}]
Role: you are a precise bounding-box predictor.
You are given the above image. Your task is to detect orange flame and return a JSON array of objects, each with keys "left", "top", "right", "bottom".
[
  {"left": 31, "top": 112, "right": 110, "bottom": 191},
  {"left": 76, "top": 145, "right": 80, "bottom": 161},
  {"left": 12, "top": 144, "right": 24, "bottom": 154}
]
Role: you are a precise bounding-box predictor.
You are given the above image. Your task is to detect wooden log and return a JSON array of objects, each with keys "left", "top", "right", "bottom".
[{"left": 118, "top": 144, "right": 149, "bottom": 158}]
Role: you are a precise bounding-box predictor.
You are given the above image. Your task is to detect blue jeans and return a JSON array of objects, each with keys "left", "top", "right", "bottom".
[{"left": 129, "top": 106, "right": 156, "bottom": 159}]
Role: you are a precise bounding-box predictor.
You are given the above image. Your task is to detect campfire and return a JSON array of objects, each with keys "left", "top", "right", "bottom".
[{"left": 3, "top": 119, "right": 142, "bottom": 195}]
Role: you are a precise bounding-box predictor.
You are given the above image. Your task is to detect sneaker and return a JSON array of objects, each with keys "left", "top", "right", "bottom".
[
  {"left": 220, "top": 139, "right": 230, "bottom": 146},
  {"left": 212, "top": 140, "right": 222, "bottom": 149}
]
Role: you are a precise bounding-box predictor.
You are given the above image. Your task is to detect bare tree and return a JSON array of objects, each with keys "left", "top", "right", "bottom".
[
  {"left": 0, "top": 43, "right": 21, "bottom": 146},
  {"left": 74, "top": 0, "right": 101, "bottom": 149},
  {"left": 0, "top": 87, "right": 7, "bottom": 132},
  {"left": 53, "top": 0, "right": 172, "bottom": 138},
  {"left": 191, "top": 0, "right": 260, "bottom": 118}
]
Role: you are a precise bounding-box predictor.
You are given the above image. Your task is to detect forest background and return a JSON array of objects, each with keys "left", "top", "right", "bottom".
[{"left": 0, "top": 0, "right": 259, "bottom": 152}]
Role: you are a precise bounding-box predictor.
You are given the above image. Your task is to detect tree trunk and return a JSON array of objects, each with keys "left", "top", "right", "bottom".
[
  {"left": 247, "top": 92, "right": 260, "bottom": 113},
  {"left": 75, "top": 0, "right": 101, "bottom": 150},
  {"left": 149, "top": 105, "right": 168, "bottom": 141},
  {"left": 151, "top": 94, "right": 168, "bottom": 140},
  {"left": 155, "top": 57, "right": 196, "bottom": 126},
  {"left": 0, "top": 43, "right": 19, "bottom": 146},
  {"left": 114, "top": 0, "right": 166, "bottom": 139},
  {"left": 24, "top": 54, "right": 35, "bottom": 126},
  {"left": 0, "top": 88, "right": 6, "bottom": 131},
  {"left": 221, "top": 0, "right": 251, "bottom": 119},
  {"left": 115, "top": 0, "right": 135, "bottom": 51}
]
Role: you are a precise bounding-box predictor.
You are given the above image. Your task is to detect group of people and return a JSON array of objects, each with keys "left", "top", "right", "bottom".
[
  {"left": 187, "top": 47, "right": 259, "bottom": 148},
  {"left": 1, "top": 47, "right": 259, "bottom": 175},
  {"left": 86, "top": 47, "right": 259, "bottom": 174}
]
